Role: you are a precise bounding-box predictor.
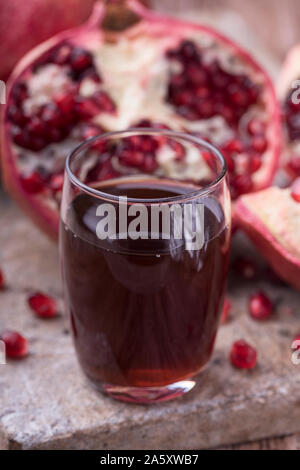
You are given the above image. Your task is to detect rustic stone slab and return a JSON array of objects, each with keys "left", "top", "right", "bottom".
[{"left": 0, "top": 198, "right": 300, "bottom": 450}]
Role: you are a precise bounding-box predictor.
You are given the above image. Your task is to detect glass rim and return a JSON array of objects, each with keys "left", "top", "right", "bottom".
[{"left": 65, "top": 128, "right": 227, "bottom": 204}]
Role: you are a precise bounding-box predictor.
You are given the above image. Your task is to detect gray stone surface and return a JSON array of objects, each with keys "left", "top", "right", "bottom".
[{"left": 0, "top": 201, "right": 300, "bottom": 450}]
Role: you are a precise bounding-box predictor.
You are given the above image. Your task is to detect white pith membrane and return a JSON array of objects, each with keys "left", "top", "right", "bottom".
[
  {"left": 7, "top": 23, "right": 275, "bottom": 213},
  {"left": 241, "top": 187, "right": 300, "bottom": 259}
]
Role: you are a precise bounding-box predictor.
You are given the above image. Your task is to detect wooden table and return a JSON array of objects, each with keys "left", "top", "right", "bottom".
[{"left": 1, "top": 4, "right": 300, "bottom": 451}]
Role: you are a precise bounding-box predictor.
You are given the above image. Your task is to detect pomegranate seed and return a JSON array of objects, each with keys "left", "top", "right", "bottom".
[
  {"left": 249, "top": 291, "right": 273, "bottom": 320},
  {"left": 1, "top": 330, "right": 28, "bottom": 359},
  {"left": 141, "top": 154, "right": 158, "bottom": 173},
  {"left": 249, "top": 153, "right": 262, "bottom": 173},
  {"left": 291, "top": 178, "right": 300, "bottom": 203},
  {"left": 217, "top": 104, "right": 235, "bottom": 124},
  {"left": 224, "top": 139, "right": 243, "bottom": 154},
  {"left": 27, "top": 117, "right": 46, "bottom": 137},
  {"left": 292, "top": 334, "right": 300, "bottom": 351},
  {"left": 187, "top": 65, "right": 207, "bottom": 85},
  {"left": 180, "top": 40, "right": 198, "bottom": 60},
  {"left": 28, "top": 292, "right": 58, "bottom": 318},
  {"left": 49, "top": 173, "right": 64, "bottom": 193},
  {"left": 212, "top": 70, "right": 230, "bottom": 89},
  {"left": 229, "top": 86, "right": 249, "bottom": 107},
  {"left": 11, "top": 82, "right": 28, "bottom": 104},
  {"left": 51, "top": 43, "right": 73, "bottom": 65},
  {"left": 120, "top": 150, "right": 144, "bottom": 167},
  {"left": 80, "top": 68, "right": 102, "bottom": 83},
  {"left": 234, "top": 257, "right": 257, "bottom": 279},
  {"left": 21, "top": 172, "right": 45, "bottom": 194},
  {"left": 41, "top": 103, "right": 63, "bottom": 128},
  {"left": 288, "top": 156, "right": 300, "bottom": 175},
  {"left": 221, "top": 298, "right": 231, "bottom": 324},
  {"left": 0, "top": 269, "right": 5, "bottom": 289},
  {"left": 7, "top": 105, "right": 27, "bottom": 125},
  {"left": 174, "top": 90, "right": 193, "bottom": 107},
  {"left": 55, "top": 92, "right": 76, "bottom": 115},
  {"left": 222, "top": 151, "right": 235, "bottom": 172},
  {"left": 11, "top": 127, "right": 31, "bottom": 149},
  {"left": 251, "top": 135, "right": 268, "bottom": 153},
  {"left": 169, "top": 140, "right": 186, "bottom": 160},
  {"left": 195, "top": 86, "right": 210, "bottom": 98},
  {"left": 75, "top": 97, "right": 101, "bottom": 119},
  {"left": 247, "top": 118, "right": 266, "bottom": 136},
  {"left": 47, "top": 127, "right": 65, "bottom": 143},
  {"left": 70, "top": 47, "right": 93, "bottom": 72},
  {"left": 195, "top": 99, "right": 214, "bottom": 118},
  {"left": 233, "top": 174, "right": 253, "bottom": 196},
  {"left": 230, "top": 340, "right": 257, "bottom": 370}
]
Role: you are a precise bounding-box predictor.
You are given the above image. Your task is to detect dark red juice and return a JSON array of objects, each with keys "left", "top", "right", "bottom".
[{"left": 60, "top": 178, "right": 230, "bottom": 387}]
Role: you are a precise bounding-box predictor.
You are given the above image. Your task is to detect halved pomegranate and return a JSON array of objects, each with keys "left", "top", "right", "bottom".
[
  {"left": 278, "top": 45, "right": 300, "bottom": 180},
  {"left": 235, "top": 186, "right": 300, "bottom": 291},
  {"left": 1, "top": 0, "right": 281, "bottom": 239}
]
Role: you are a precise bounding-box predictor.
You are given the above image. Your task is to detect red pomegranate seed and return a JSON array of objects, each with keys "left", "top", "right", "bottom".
[
  {"left": 141, "top": 154, "right": 158, "bottom": 173},
  {"left": 7, "top": 105, "right": 27, "bottom": 126},
  {"left": 1, "top": 330, "right": 28, "bottom": 359},
  {"left": 187, "top": 65, "right": 208, "bottom": 85},
  {"left": 233, "top": 174, "right": 253, "bottom": 196},
  {"left": 0, "top": 269, "right": 4, "bottom": 289},
  {"left": 230, "top": 87, "right": 249, "bottom": 107},
  {"left": 41, "top": 103, "right": 63, "bottom": 128},
  {"left": 288, "top": 156, "right": 300, "bottom": 175},
  {"left": 75, "top": 97, "right": 101, "bottom": 119},
  {"left": 292, "top": 334, "right": 300, "bottom": 351},
  {"left": 221, "top": 298, "right": 231, "bottom": 324},
  {"left": 224, "top": 139, "right": 243, "bottom": 154},
  {"left": 55, "top": 92, "right": 76, "bottom": 115},
  {"left": 195, "top": 86, "right": 210, "bottom": 98},
  {"left": 234, "top": 257, "right": 257, "bottom": 280},
  {"left": 70, "top": 47, "right": 93, "bottom": 72},
  {"left": 249, "top": 153, "right": 262, "bottom": 173},
  {"left": 11, "top": 82, "right": 28, "bottom": 104},
  {"left": 230, "top": 339, "right": 257, "bottom": 370},
  {"left": 251, "top": 135, "right": 268, "bottom": 153},
  {"left": 195, "top": 99, "right": 214, "bottom": 118},
  {"left": 27, "top": 117, "right": 46, "bottom": 137},
  {"left": 21, "top": 172, "right": 45, "bottom": 194},
  {"left": 11, "top": 127, "right": 31, "bottom": 148},
  {"left": 28, "top": 292, "right": 58, "bottom": 318},
  {"left": 51, "top": 44, "right": 73, "bottom": 65},
  {"left": 49, "top": 173, "right": 64, "bottom": 193},
  {"left": 120, "top": 150, "right": 144, "bottom": 167},
  {"left": 291, "top": 178, "right": 300, "bottom": 203},
  {"left": 249, "top": 291, "right": 273, "bottom": 320}
]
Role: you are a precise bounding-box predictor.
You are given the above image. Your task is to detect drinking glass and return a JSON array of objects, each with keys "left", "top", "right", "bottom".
[{"left": 60, "top": 129, "right": 231, "bottom": 404}]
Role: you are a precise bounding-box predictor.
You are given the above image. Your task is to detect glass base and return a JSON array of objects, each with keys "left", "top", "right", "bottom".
[{"left": 101, "top": 379, "right": 196, "bottom": 404}]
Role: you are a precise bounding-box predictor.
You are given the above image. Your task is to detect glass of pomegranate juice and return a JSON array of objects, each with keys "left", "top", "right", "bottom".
[{"left": 60, "top": 129, "right": 231, "bottom": 404}]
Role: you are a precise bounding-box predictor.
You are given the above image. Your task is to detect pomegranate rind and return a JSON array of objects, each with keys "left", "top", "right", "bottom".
[
  {"left": 1, "top": 1, "right": 281, "bottom": 239},
  {"left": 235, "top": 187, "right": 300, "bottom": 291}
]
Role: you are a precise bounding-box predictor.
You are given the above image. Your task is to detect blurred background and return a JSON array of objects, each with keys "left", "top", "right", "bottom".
[{"left": 152, "top": 0, "right": 300, "bottom": 62}]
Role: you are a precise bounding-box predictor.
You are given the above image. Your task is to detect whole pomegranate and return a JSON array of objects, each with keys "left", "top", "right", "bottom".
[
  {"left": 0, "top": 0, "right": 98, "bottom": 80},
  {"left": 1, "top": 0, "right": 280, "bottom": 239}
]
